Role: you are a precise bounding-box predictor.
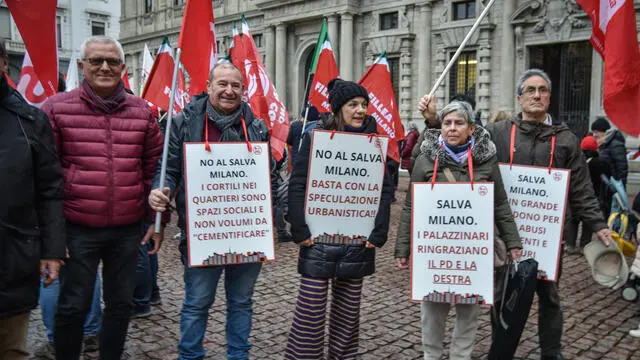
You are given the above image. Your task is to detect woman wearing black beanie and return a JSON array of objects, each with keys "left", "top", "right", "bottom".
[{"left": 284, "top": 78, "right": 393, "bottom": 359}]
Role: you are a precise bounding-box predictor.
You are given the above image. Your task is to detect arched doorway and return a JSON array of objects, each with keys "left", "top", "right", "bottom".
[{"left": 293, "top": 41, "right": 316, "bottom": 117}]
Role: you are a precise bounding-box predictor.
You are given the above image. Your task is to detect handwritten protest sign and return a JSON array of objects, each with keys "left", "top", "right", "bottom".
[
  {"left": 304, "top": 130, "right": 388, "bottom": 243},
  {"left": 499, "top": 164, "right": 569, "bottom": 281},
  {"left": 411, "top": 183, "right": 494, "bottom": 304},
  {"left": 184, "top": 142, "right": 275, "bottom": 267}
]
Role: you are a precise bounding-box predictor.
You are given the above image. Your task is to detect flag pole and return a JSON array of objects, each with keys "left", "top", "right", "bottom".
[
  {"left": 154, "top": 47, "right": 182, "bottom": 233},
  {"left": 298, "top": 105, "right": 311, "bottom": 151},
  {"left": 426, "top": 0, "right": 496, "bottom": 98}
]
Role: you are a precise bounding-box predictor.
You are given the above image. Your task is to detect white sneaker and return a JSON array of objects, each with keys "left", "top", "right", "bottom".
[{"left": 629, "top": 325, "right": 640, "bottom": 338}]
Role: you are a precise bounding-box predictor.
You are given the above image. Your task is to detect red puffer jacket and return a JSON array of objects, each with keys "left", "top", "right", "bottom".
[{"left": 41, "top": 87, "right": 163, "bottom": 228}]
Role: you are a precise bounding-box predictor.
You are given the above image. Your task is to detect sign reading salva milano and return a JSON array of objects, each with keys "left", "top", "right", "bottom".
[
  {"left": 411, "top": 183, "right": 495, "bottom": 305},
  {"left": 184, "top": 142, "right": 275, "bottom": 267},
  {"left": 304, "top": 130, "right": 388, "bottom": 243},
  {"left": 499, "top": 164, "right": 569, "bottom": 282}
]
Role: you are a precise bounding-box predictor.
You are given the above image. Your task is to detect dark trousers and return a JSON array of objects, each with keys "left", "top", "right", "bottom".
[
  {"left": 54, "top": 222, "right": 140, "bottom": 360},
  {"left": 537, "top": 258, "right": 563, "bottom": 358}
]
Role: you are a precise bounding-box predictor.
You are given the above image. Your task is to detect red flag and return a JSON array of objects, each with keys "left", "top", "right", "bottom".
[
  {"left": 577, "top": 0, "right": 640, "bottom": 136},
  {"left": 308, "top": 40, "right": 339, "bottom": 113},
  {"left": 6, "top": 0, "right": 58, "bottom": 97},
  {"left": 141, "top": 37, "right": 186, "bottom": 115},
  {"left": 229, "top": 18, "right": 289, "bottom": 161},
  {"left": 4, "top": 73, "right": 16, "bottom": 89},
  {"left": 359, "top": 53, "right": 405, "bottom": 162},
  {"left": 122, "top": 69, "right": 132, "bottom": 91},
  {"left": 17, "top": 51, "right": 48, "bottom": 107},
  {"left": 177, "top": 0, "right": 216, "bottom": 96}
]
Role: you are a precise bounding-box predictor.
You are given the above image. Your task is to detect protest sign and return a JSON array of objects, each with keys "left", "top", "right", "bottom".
[
  {"left": 411, "top": 183, "right": 494, "bottom": 304},
  {"left": 304, "top": 130, "right": 388, "bottom": 243},
  {"left": 499, "top": 164, "right": 569, "bottom": 281},
  {"left": 184, "top": 142, "right": 275, "bottom": 267}
]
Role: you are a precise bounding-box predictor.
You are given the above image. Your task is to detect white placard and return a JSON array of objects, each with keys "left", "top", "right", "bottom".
[
  {"left": 411, "top": 183, "right": 494, "bottom": 305},
  {"left": 499, "top": 164, "right": 570, "bottom": 282},
  {"left": 304, "top": 130, "right": 388, "bottom": 243},
  {"left": 184, "top": 142, "right": 275, "bottom": 267}
]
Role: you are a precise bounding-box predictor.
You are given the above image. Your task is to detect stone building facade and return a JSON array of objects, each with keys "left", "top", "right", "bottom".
[
  {"left": 1, "top": 0, "right": 121, "bottom": 81},
  {"left": 120, "top": 0, "right": 639, "bottom": 139}
]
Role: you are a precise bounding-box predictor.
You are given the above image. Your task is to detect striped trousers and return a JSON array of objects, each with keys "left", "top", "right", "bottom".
[{"left": 284, "top": 276, "right": 363, "bottom": 360}]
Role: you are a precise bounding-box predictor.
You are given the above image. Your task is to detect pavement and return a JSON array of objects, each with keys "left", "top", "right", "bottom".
[{"left": 26, "top": 177, "right": 640, "bottom": 359}]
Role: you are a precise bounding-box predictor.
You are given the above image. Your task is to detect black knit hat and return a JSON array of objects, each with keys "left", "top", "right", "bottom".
[
  {"left": 591, "top": 117, "right": 611, "bottom": 132},
  {"left": 327, "top": 78, "right": 369, "bottom": 114}
]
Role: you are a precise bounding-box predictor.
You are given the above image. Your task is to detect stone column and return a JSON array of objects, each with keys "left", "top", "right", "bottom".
[
  {"left": 339, "top": 13, "right": 354, "bottom": 81},
  {"left": 275, "top": 23, "right": 287, "bottom": 105},
  {"left": 417, "top": 2, "right": 433, "bottom": 100},
  {"left": 265, "top": 25, "right": 276, "bottom": 80},
  {"left": 499, "top": 0, "right": 516, "bottom": 110},
  {"left": 327, "top": 15, "right": 339, "bottom": 63},
  {"left": 589, "top": 48, "right": 604, "bottom": 122}
]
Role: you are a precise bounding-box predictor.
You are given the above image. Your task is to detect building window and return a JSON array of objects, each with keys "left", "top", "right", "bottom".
[
  {"left": 145, "top": 0, "right": 153, "bottom": 13},
  {"left": 174, "top": 0, "right": 185, "bottom": 5},
  {"left": 252, "top": 34, "right": 263, "bottom": 48},
  {"left": 387, "top": 57, "right": 400, "bottom": 100},
  {"left": 91, "top": 21, "right": 106, "bottom": 36},
  {"left": 56, "top": 15, "right": 63, "bottom": 48},
  {"left": 449, "top": 51, "right": 477, "bottom": 101},
  {"left": 453, "top": 0, "right": 476, "bottom": 20},
  {"left": 379, "top": 12, "right": 398, "bottom": 31},
  {"left": 0, "top": 8, "right": 11, "bottom": 39}
]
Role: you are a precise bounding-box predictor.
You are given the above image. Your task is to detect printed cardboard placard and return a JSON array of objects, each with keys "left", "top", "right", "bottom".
[
  {"left": 499, "top": 164, "right": 570, "bottom": 282},
  {"left": 411, "top": 183, "right": 494, "bottom": 305},
  {"left": 304, "top": 130, "right": 388, "bottom": 243},
  {"left": 183, "top": 142, "right": 275, "bottom": 267}
]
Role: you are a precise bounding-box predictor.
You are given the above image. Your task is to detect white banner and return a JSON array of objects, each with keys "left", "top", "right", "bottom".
[
  {"left": 304, "top": 130, "right": 388, "bottom": 243},
  {"left": 499, "top": 164, "right": 570, "bottom": 282},
  {"left": 184, "top": 142, "right": 275, "bottom": 267},
  {"left": 411, "top": 183, "right": 494, "bottom": 305}
]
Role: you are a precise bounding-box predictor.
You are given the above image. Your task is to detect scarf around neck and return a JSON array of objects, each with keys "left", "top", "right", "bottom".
[
  {"left": 82, "top": 79, "right": 126, "bottom": 113},
  {"left": 439, "top": 135, "right": 474, "bottom": 164},
  {"left": 206, "top": 101, "right": 244, "bottom": 141}
]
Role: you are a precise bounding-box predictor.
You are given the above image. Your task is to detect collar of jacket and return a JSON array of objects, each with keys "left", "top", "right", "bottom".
[
  {"left": 513, "top": 113, "right": 570, "bottom": 139},
  {"left": 181, "top": 92, "right": 260, "bottom": 142},
  {"left": 602, "top": 128, "right": 623, "bottom": 146},
  {"left": 78, "top": 82, "right": 128, "bottom": 113},
  {"left": 420, "top": 125, "right": 496, "bottom": 166},
  {"left": 0, "top": 75, "right": 9, "bottom": 101}
]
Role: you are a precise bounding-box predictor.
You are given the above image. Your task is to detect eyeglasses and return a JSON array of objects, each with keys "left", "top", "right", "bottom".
[
  {"left": 83, "top": 57, "right": 123, "bottom": 67},
  {"left": 522, "top": 86, "right": 550, "bottom": 96}
]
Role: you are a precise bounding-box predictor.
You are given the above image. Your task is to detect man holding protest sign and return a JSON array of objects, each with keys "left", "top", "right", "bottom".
[
  {"left": 148, "top": 62, "right": 278, "bottom": 360},
  {"left": 284, "top": 78, "right": 394, "bottom": 359},
  {"left": 418, "top": 69, "right": 611, "bottom": 360},
  {"left": 396, "top": 100, "right": 521, "bottom": 359}
]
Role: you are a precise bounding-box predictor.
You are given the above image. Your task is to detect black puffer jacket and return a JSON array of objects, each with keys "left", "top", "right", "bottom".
[
  {"left": 288, "top": 116, "right": 394, "bottom": 278},
  {"left": 152, "top": 93, "right": 279, "bottom": 231},
  {"left": 0, "top": 76, "right": 65, "bottom": 318},
  {"left": 599, "top": 129, "right": 628, "bottom": 186}
]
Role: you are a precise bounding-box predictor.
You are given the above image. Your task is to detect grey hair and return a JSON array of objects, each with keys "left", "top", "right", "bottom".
[
  {"left": 407, "top": 121, "right": 419, "bottom": 132},
  {"left": 515, "top": 69, "right": 552, "bottom": 96},
  {"left": 80, "top": 36, "right": 125, "bottom": 62},
  {"left": 438, "top": 100, "right": 475, "bottom": 124},
  {"left": 208, "top": 62, "right": 242, "bottom": 81}
]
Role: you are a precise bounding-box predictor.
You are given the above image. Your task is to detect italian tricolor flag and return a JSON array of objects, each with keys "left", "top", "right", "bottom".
[{"left": 307, "top": 19, "right": 339, "bottom": 113}]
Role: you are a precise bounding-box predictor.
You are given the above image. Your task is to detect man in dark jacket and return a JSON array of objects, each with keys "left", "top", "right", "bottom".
[
  {"left": 148, "top": 62, "right": 278, "bottom": 360},
  {"left": 419, "top": 69, "right": 611, "bottom": 360},
  {"left": 0, "top": 40, "right": 65, "bottom": 359},
  {"left": 591, "top": 117, "right": 628, "bottom": 189},
  {"left": 41, "top": 36, "right": 165, "bottom": 360}
]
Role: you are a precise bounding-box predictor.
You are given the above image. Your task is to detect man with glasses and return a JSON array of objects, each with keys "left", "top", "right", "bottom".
[
  {"left": 418, "top": 68, "right": 611, "bottom": 360},
  {"left": 41, "top": 36, "right": 166, "bottom": 360}
]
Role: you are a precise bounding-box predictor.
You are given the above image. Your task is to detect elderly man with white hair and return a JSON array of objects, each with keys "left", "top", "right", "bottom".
[{"left": 41, "top": 36, "right": 166, "bottom": 360}]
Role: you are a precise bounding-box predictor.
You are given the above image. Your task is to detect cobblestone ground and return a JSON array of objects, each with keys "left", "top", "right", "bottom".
[{"left": 27, "top": 177, "right": 640, "bottom": 359}]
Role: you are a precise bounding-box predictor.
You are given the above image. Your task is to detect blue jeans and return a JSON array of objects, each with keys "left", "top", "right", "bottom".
[
  {"left": 134, "top": 243, "right": 152, "bottom": 312},
  {"left": 178, "top": 250, "right": 262, "bottom": 360},
  {"left": 40, "top": 275, "right": 102, "bottom": 343}
]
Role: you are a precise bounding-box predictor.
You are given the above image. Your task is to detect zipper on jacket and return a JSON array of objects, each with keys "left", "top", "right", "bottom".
[{"left": 106, "top": 114, "right": 114, "bottom": 226}]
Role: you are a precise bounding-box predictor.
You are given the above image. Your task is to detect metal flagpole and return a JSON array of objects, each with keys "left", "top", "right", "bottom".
[
  {"left": 426, "top": 0, "right": 497, "bottom": 98},
  {"left": 298, "top": 104, "right": 310, "bottom": 151},
  {"left": 154, "top": 48, "right": 182, "bottom": 233}
]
